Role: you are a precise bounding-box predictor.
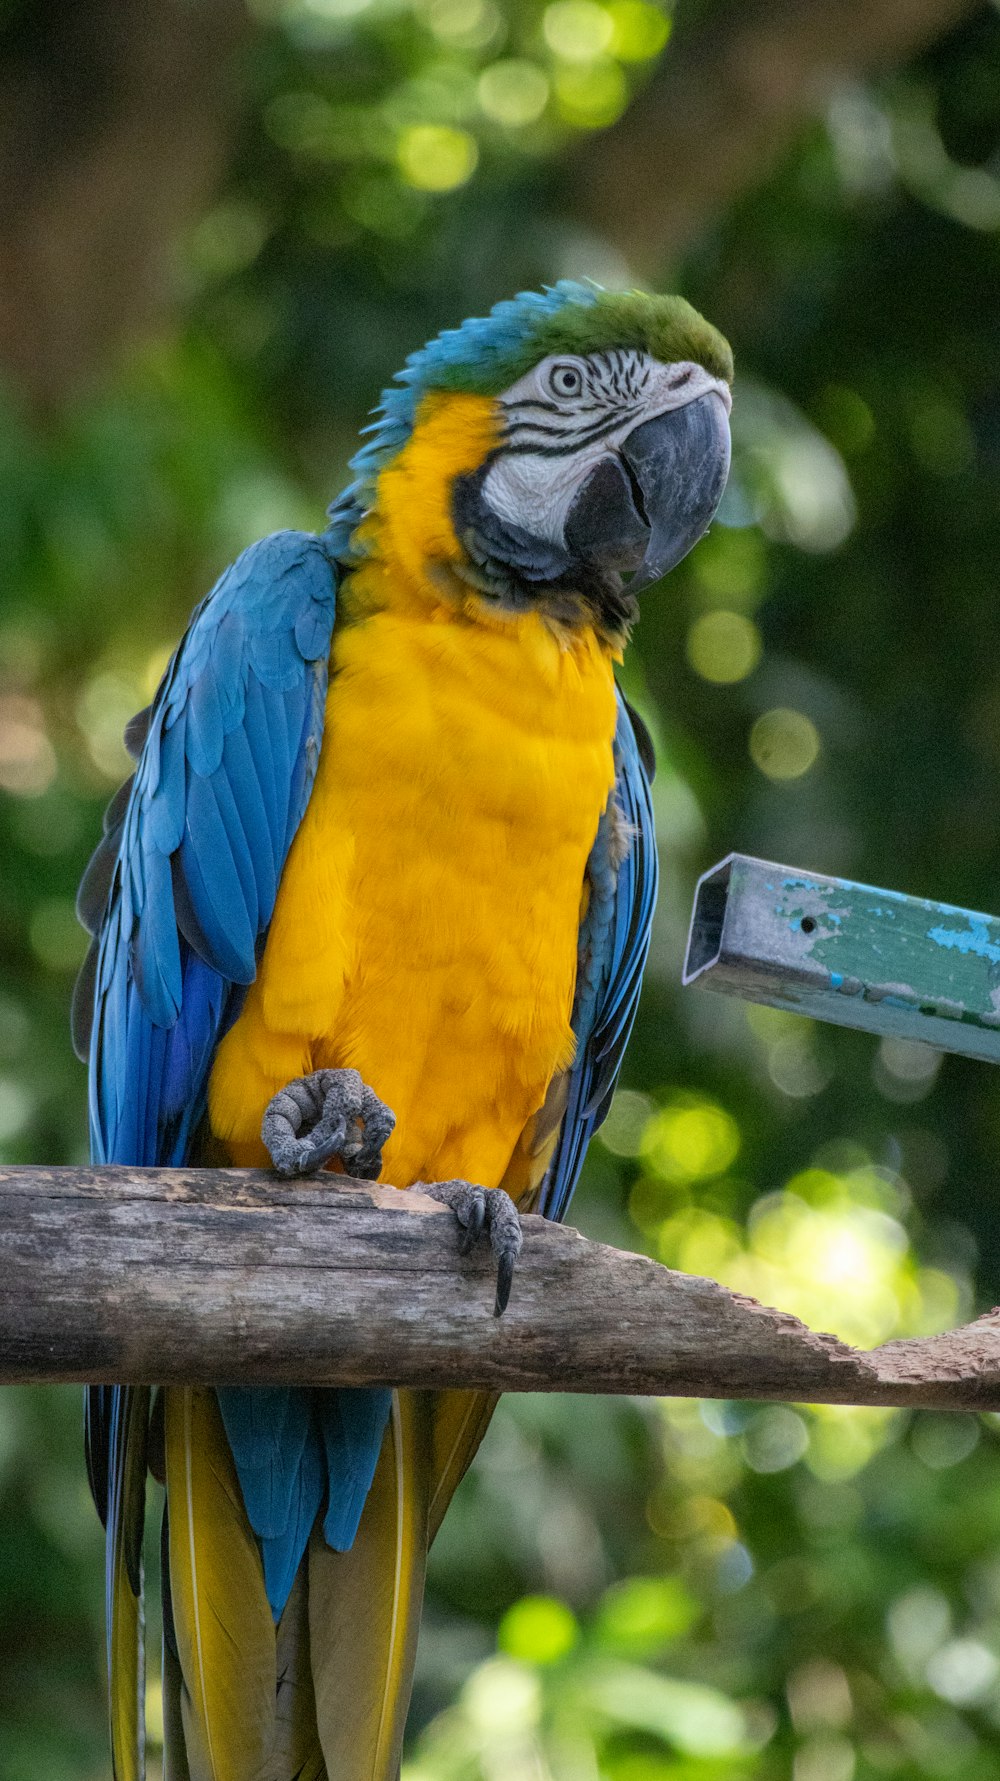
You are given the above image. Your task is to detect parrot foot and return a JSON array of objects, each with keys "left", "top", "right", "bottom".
[
  {"left": 420, "top": 1180, "right": 523, "bottom": 1317},
  {"left": 261, "top": 1068, "right": 395, "bottom": 1181}
]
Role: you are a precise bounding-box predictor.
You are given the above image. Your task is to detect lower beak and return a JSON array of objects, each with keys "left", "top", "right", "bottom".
[{"left": 620, "top": 391, "right": 731, "bottom": 592}]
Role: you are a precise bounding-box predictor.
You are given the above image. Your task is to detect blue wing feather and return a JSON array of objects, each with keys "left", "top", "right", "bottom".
[
  {"left": 86, "top": 520, "right": 335, "bottom": 1175},
  {"left": 79, "top": 528, "right": 395, "bottom": 1624},
  {"left": 538, "top": 690, "right": 658, "bottom": 1224}
]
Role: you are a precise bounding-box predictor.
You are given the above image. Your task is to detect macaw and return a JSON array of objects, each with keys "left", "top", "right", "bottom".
[{"left": 73, "top": 280, "right": 732, "bottom": 1781}]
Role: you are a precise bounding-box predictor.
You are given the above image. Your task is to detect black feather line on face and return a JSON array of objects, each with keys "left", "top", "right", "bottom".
[
  {"left": 500, "top": 411, "right": 638, "bottom": 457},
  {"left": 503, "top": 398, "right": 609, "bottom": 421}
]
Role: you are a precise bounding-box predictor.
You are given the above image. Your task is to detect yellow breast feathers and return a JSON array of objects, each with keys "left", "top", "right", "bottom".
[{"left": 208, "top": 391, "right": 618, "bottom": 1190}]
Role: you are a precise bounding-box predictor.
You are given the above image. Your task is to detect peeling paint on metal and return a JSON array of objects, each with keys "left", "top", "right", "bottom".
[
  {"left": 684, "top": 853, "right": 1000, "bottom": 1066},
  {"left": 927, "top": 920, "right": 1000, "bottom": 968}
]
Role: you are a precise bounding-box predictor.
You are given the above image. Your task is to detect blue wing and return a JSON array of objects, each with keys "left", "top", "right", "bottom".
[
  {"left": 76, "top": 526, "right": 390, "bottom": 1622},
  {"left": 537, "top": 690, "right": 658, "bottom": 1224},
  {"left": 77, "top": 529, "right": 341, "bottom": 1168}
]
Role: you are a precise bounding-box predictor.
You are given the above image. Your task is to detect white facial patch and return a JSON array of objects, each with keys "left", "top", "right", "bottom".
[{"left": 481, "top": 349, "right": 732, "bottom": 547}]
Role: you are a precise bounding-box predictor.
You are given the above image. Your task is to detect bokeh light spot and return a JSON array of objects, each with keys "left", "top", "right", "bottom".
[
  {"left": 188, "top": 202, "right": 268, "bottom": 280},
  {"left": 421, "top": 0, "right": 502, "bottom": 48},
  {"left": 641, "top": 1094, "right": 740, "bottom": 1183},
  {"left": 792, "top": 1735, "right": 856, "bottom": 1781},
  {"left": 0, "top": 695, "right": 57, "bottom": 797},
  {"left": 686, "top": 609, "right": 761, "bottom": 683},
  {"left": 398, "top": 124, "right": 479, "bottom": 191},
  {"left": 462, "top": 1657, "right": 541, "bottom": 1731},
  {"left": 553, "top": 61, "right": 627, "bottom": 127},
  {"left": 498, "top": 1595, "right": 579, "bottom": 1664},
  {"left": 742, "top": 1406, "right": 809, "bottom": 1474},
  {"left": 767, "top": 1034, "right": 832, "bottom": 1099},
  {"left": 787, "top": 1658, "right": 853, "bottom": 1732},
  {"left": 142, "top": 646, "right": 174, "bottom": 702},
  {"left": 543, "top": 0, "right": 613, "bottom": 61},
  {"left": 477, "top": 60, "right": 550, "bottom": 126},
  {"left": 926, "top": 1638, "right": 998, "bottom": 1705},
  {"left": 911, "top": 1413, "right": 979, "bottom": 1471},
  {"left": 599, "top": 1088, "right": 654, "bottom": 1156},
  {"left": 596, "top": 1576, "right": 698, "bottom": 1654},
  {"left": 750, "top": 708, "right": 820, "bottom": 781},
  {"left": 691, "top": 525, "right": 767, "bottom": 606},
  {"left": 874, "top": 1036, "right": 941, "bottom": 1103},
  {"left": 888, "top": 1585, "right": 951, "bottom": 1673},
  {"left": 607, "top": 0, "right": 670, "bottom": 61},
  {"left": 76, "top": 672, "right": 141, "bottom": 781}
]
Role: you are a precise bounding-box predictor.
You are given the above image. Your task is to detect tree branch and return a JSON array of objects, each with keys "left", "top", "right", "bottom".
[
  {"left": 571, "top": 0, "right": 985, "bottom": 274},
  {"left": 2, "top": 1165, "right": 997, "bottom": 1407}
]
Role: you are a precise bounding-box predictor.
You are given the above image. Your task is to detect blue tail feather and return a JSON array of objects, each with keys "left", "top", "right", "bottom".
[{"left": 218, "top": 1384, "right": 393, "bottom": 1618}]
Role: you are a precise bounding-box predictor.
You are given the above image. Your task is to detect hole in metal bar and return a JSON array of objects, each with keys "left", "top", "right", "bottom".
[{"left": 800, "top": 917, "right": 816, "bottom": 935}]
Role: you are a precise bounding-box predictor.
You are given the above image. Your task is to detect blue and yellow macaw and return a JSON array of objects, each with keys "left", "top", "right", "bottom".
[{"left": 74, "top": 281, "right": 732, "bottom": 1781}]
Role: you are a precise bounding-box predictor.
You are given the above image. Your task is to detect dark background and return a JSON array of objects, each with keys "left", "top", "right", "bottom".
[{"left": 2, "top": 0, "right": 1000, "bottom": 1775}]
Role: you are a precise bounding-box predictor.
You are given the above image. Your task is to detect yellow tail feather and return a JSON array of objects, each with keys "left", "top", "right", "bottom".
[
  {"left": 308, "top": 1392, "right": 431, "bottom": 1781},
  {"left": 162, "top": 1635, "right": 192, "bottom": 1781},
  {"left": 272, "top": 1569, "right": 326, "bottom": 1781},
  {"left": 427, "top": 1389, "right": 498, "bottom": 1546},
  {"left": 163, "top": 1388, "right": 277, "bottom": 1781}
]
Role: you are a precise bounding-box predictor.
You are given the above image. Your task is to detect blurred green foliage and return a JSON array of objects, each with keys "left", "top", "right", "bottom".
[{"left": 3, "top": 1, "right": 1000, "bottom": 1777}]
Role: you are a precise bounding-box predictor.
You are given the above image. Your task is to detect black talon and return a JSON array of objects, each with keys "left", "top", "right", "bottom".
[
  {"left": 495, "top": 1251, "right": 516, "bottom": 1318},
  {"left": 487, "top": 1190, "right": 523, "bottom": 1315},
  {"left": 422, "top": 1179, "right": 523, "bottom": 1315},
  {"left": 459, "top": 1189, "right": 486, "bottom": 1254},
  {"left": 262, "top": 1068, "right": 395, "bottom": 1180}
]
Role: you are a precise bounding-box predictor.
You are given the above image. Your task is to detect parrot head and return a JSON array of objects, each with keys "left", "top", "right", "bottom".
[{"left": 341, "top": 281, "right": 733, "bottom": 642}]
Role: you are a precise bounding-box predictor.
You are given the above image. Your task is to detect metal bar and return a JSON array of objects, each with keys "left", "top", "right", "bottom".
[{"left": 683, "top": 853, "right": 1000, "bottom": 1064}]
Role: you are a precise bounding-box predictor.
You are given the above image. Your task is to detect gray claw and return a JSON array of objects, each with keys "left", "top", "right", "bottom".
[
  {"left": 422, "top": 1180, "right": 523, "bottom": 1315},
  {"left": 459, "top": 1189, "right": 486, "bottom": 1254},
  {"left": 262, "top": 1069, "right": 395, "bottom": 1181}
]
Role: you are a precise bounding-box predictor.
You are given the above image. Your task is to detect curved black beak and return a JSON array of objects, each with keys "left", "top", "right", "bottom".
[{"left": 620, "top": 391, "right": 731, "bottom": 593}]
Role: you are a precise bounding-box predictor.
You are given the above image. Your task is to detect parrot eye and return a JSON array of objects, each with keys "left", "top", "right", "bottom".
[{"left": 547, "top": 362, "right": 584, "bottom": 399}]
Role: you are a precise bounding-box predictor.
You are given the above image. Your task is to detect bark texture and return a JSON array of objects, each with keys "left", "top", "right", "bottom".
[{"left": 2, "top": 1165, "right": 997, "bottom": 1408}]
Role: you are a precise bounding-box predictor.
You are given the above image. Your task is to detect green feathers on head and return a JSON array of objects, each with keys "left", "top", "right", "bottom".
[{"left": 423, "top": 286, "right": 734, "bottom": 396}]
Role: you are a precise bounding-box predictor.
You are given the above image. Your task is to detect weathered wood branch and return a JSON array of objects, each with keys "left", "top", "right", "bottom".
[{"left": 1, "top": 1166, "right": 997, "bottom": 1409}]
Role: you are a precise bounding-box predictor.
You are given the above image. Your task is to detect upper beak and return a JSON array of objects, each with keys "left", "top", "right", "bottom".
[{"left": 620, "top": 390, "right": 731, "bottom": 593}]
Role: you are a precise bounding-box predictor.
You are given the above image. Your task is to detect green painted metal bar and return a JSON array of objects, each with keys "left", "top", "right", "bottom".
[{"left": 683, "top": 854, "right": 1000, "bottom": 1063}]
